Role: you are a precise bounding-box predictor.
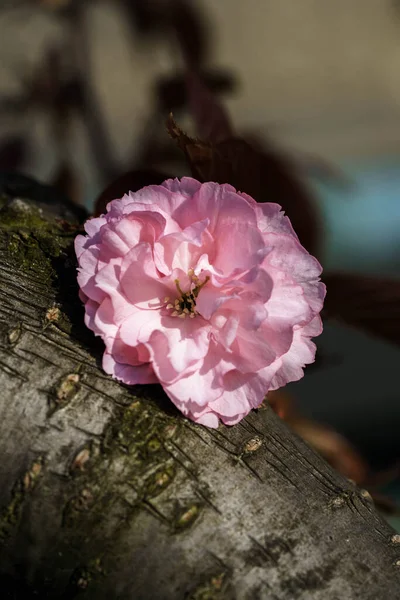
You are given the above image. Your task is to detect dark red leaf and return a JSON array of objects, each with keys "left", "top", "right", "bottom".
[
  {"left": 156, "top": 70, "right": 235, "bottom": 113},
  {"left": 185, "top": 71, "right": 233, "bottom": 143},
  {"left": 167, "top": 115, "right": 320, "bottom": 255},
  {"left": 323, "top": 273, "right": 400, "bottom": 345}
]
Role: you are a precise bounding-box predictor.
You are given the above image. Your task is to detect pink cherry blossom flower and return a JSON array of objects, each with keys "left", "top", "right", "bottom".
[{"left": 75, "top": 178, "right": 325, "bottom": 428}]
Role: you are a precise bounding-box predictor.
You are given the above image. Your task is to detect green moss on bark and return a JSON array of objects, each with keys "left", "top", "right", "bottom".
[
  {"left": 187, "top": 572, "right": 229, "bottom": 600},
  {"left": 0, "top": 199, "right": 71, "bottom": 280},
  {"left": 62, "top": 397, "right": 182, "bottom": 535}
]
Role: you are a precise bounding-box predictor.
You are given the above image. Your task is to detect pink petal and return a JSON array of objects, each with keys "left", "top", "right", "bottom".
[
  {"left": 100, "top": 218, "right": 142, "bottom": 256},
  {"left": 84, "top": 216, "right": 106, "bottom": 236},
  {"left": 231, "top": 326, "right": 279, "bottom": 372},
  {"left": 125, "top": 210, "right": 168, "bottom": 241},
  {"left": 256, "top": 200, "right": 298, "bottom": 238},
  {"left": 265, "top": 268, "right": 313, "bottom": 326},
  {"left": 75, "top": 234, "right": 88, "bottom": 259},
  {"left": 105, "top": 333, "right": 150, "bottom": 366},
  {"left": 92, "top": 261, "right": 137, "bottom": 324},
  {"left": 211, "top": 312, "right": 240, "bottom": 348},
  {"left": 126, "top": 186, "right": 186, "bottom": 217},
  {"left": 163, "top": 349, "right": 224, "bottom": 408},
  {"left": 263, "top": 233, "right": 325, "bottom": 313},
  {"left": 166, "top": 318, "right": 211, "bottom": 373},
  {"left": 119, "top": 312, "right": 180, "bottom": 382},
  {"left": 120, "top": 244, "right": 168, "bottom": 308},
  {"left": 83, "top": 298, "right": 99, "bottom": 332},
  {"left": 121, "top": 308, "right": 211, "bottom": 378},
  {"left": 191, "top": 412, "right": 220, "bottom": 428},
  {"left": 93, "top": 297, "right": 119, "bottom": 338},
  {"left": 270, "top": 317, "right": 321, "bottom": 389},
  {"left": 174, "top": 182, "right": 257, "bottom": 232},
  {"left": 196, "top": 286, "right": 237, "bottom": 320},
  {"left": 102, "top": 352, "right": 157, "bottom": 384},
  {"left": 164, "top": 373, "right": 219, "bottom": 411},
  {"left": 153, "top": 219, "right": 210, "bottom": 275},
  {"left": 106, "top": 193, "right": 135, "bottom": 216},
  {"left": 200, "top": 367, "right": 270, "bottom": 420},
  {"left": 161, "top": 176, "right": 203, "bottom": 196},
  {"left": 77, "top": 245, "right": 106, "bottom": 304},
  {"left": 119, "top": 308, "right": 162, "bottom": 348},
  {"left": 213, "top": 222, "right": 265, "bottom": 275},
  {"left": 207, "top": 369, "right": 272, "bottom": 421}
]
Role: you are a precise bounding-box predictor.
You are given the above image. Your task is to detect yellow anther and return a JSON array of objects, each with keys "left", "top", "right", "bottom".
[{"left": 166, "top": 272, "right": 209, "bottom": 319}]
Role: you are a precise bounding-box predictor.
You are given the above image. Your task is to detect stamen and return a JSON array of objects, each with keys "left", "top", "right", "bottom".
[
  {"left": 194, "top": 276, "right": 210, "bottom": 295},
  {"left": 165, "top": 271, "right": 210, "bottom": 319},
  {"left": 175, "top": 279, "right": 184, "bottom": 296}
]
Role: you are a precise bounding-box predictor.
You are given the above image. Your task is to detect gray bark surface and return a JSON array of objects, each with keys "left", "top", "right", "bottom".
[{"left": 0, "top": 176, "right": 400, "bottom": 600}]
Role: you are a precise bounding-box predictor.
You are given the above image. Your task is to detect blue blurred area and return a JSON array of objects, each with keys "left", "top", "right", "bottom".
[
  {"left": 313, "top": 156, "right": 400, "bottom": 276},
  {"left": 294, "top": 157, "right": 400, "bottom": 528},
  {"left": 288, "top": 157, "right": 400, "bottom": 516},
  {"left": 292, "top": 320, "right": 400, "bottom": 470}
]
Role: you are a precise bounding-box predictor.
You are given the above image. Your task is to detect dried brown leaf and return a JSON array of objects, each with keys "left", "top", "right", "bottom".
[
  {"left": 268, "top": 389, "right": 368, "bottom": 483},
  {"left": 290, "top": 418, "right": 369, "bottom": 484},
  {"left": 267, "top": 389, "right": 296, "bottom": 420}
]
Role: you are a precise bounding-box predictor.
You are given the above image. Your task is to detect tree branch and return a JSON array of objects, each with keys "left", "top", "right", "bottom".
[{"left": 0, "top": 174, "right": 399, "bottom": 599}]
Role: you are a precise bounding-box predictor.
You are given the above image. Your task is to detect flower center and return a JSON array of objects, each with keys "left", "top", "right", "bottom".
[{"left": 165, "top": 269, "right": 209, "bottom": 319}]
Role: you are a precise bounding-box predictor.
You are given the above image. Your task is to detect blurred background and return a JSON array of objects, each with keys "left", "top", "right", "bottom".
[{"left": 1, "top": 0, "right": 400, "bottom": 525}]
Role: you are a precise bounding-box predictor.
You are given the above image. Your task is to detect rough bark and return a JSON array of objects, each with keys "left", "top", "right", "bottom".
[{"left": 0, "top": 176, "right": 400, "bottom": 600}]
